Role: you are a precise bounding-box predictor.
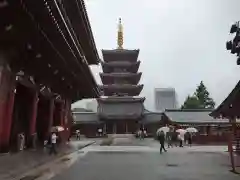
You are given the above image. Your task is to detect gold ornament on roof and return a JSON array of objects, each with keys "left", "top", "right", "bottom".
[{"left": 117, "top": 18, "right": 123, "bottom": 49}]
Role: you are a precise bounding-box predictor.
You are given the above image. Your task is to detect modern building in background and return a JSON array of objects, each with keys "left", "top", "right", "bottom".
[{"left": 154, "top": 88, "right": 178, "bottom": 112}]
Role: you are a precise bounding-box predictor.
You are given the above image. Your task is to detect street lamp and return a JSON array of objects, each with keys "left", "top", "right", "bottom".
[{"left": 226, "top": 21, "right": 240, "bottom": 65}]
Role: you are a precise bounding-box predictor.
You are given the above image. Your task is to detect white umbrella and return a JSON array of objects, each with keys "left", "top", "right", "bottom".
[
  {"left": 51, "top": 126, "right": 64, "bottom": 132},
  {"left": 176, "top": 129, "right": 187, "bottom": 135},
  {"left": 186, "top": 127, "right": 198, "bottom": 133},
  {"left": 157, "top": 126, "right": 170, "bottom": 135}
]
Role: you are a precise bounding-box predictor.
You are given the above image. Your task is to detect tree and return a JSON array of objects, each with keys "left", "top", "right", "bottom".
[
  {"left": 181, "top": 81, "right": 215, "bottom": 109},
  {"left": 181, "top": 95, "right": 201, "bottom": 109},
  {"left": 194, "top": 81, "right": 215, "bottom": 109}
]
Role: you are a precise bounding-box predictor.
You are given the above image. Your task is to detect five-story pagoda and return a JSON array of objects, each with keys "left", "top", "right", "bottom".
[{"left": 97, "top": 18, "right": 145, "bottom": 134}]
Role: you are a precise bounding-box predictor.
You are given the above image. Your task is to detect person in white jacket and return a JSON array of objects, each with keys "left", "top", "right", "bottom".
[{"left": 178, "top": 133, "right": 184, "bottom": 147}]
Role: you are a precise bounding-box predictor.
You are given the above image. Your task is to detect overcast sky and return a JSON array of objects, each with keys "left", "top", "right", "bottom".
[{"left": 72, "top": 0, "right": 240, "bottom": 111}]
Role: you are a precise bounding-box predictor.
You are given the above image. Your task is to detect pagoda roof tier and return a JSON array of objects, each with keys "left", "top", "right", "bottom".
[
  {"left": 102, "top": 49, "right": 139, "bottom": 63},
  {"left": 102, "top": 61, "right": 140, "bottom": 73},
  {"left": 100, "top": 84, "right": 143, "bottom": 96},
  {"left": 98, "top": 96, "right": 145, "bottom": 103},
  {"left": 100, "top": 72, "right": 142, "bottom": 85}
]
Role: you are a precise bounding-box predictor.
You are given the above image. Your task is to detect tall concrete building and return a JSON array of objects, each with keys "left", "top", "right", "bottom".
[{"left": 154, "top": 88, "right": 178, "bottom": 111}]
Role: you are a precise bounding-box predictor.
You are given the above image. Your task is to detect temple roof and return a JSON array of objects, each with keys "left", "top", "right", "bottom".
[
  {"left": 100, "top": 84, "right": 143, "bottom": 96},
  {"left": 73, "top": 112, "right": 101, "bottom": 124},
  {"left": 102, "top": 61, "right": 140, "bottom": 73},
  {"left": 210, "top": 81, "right": 240, "bottom": 118},
  {"left": 141, "top": 112, "right": 163, "bottom": 124},
  {"left": 61, "top": 0, "right": 100, "bottom": 65},
  {"left": 102, "top": 49, "right": 139, "bottom": 63},
  {"left": 98, "top": 96, "right": 145, "bottom": 103},
  {"left": 100, "top": 72, "right": 142, "bottom": 85},
  {"left": 163, "top": 109, "right": 228, "bottom": 124},
  {"left": 1, "top": 0, "right": 100, "bottom": 101}
]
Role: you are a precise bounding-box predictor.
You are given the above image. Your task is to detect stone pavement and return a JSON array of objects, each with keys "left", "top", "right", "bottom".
[
  {"left": 0, "top": 140, "right": 95, "bottom": 180},
  {"left": 50, "top": 146, "right": 240, "bottom": 180}
]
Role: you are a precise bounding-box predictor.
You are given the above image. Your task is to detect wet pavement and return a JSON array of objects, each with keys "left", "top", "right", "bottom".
[
  {"left": 49, "top": 144, "right": 239, "bottom": 180},
  {"left": 0, "top": 140, "right": 95, "bottom": 180},
  {"left": 2, "top": 138, "right": 239, "bottom": 180}
]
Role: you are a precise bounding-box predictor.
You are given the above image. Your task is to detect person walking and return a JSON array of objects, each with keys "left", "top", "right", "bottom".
[
  {"left": 49, "top": 132, "right": 57, "bottom": 155},
  {"left": 76, "top": 130, "right": 80, "bottom": 140},
  {"left": 188, "top": 132, "right": 192, "bottom": 147},
  {"left": 138, "top": 129, "right": 144, "bottom": 140},
  {"left": 158, "top": 130, "right": 167, "bottom": 154},
  {"left": 171, "top": 131, "right": 178, "bottom": 147},
  {"left": 178, "top": 133, "right": 184, "bottom": 147},
  {"left": 166, "top": 131, "right": 173, "bottom": 148}
]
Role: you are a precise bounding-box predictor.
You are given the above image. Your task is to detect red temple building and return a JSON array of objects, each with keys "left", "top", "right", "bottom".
[
  {"left": 0, "top": 0, "right": 100, "bottom": 152},
  {"left": 162, "top": 109, "right": 232, "bottom": 144},
  {"left": 210, "top": 81, "right": 240, "bottom": 171},
  {"left": 97, "top": 18, "right": 145, "bottom": 134}
]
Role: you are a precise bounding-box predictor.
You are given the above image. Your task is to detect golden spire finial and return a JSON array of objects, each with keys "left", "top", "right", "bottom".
[{"left": 117, "top": 18, "right": 123, "bottom": 49}]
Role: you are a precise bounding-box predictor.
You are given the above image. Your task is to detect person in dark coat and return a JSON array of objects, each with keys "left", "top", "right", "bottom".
[
  {"left": 158, "top": 130, "right": 167, "bottom": 154},
  {"left": 171, "top": 131, "right": 178, "bottom": 147},
  {"left": 188, "top": 132, "right": 192, "bottom": 147},
  {"left": 166, "top": 131, "right": 173, "bottom": 148}
]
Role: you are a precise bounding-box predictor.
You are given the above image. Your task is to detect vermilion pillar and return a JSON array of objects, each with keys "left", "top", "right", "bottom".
[
  {"left": 64, "top": 100, "right": 71, "bottom": 140},
  {"left": 29, "top": 91, "right": 39, "bottom": 135},
  {"left": 1, "top": 76, "right": 16, "bottom": 152},
  {"left": 46, "top": 98, "right": 55, "bottom": 139},
  {"left": 28, "top": 91, "right": 39, "bottom": 148},
  {"left": 0, "top": 67, "right": 5, "bottom": 152},
  {"left": 60, "top": 101, "right": 64, "bottom": 127}
]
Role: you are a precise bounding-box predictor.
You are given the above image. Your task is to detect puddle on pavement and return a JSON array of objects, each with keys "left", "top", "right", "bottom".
[
  {"left": 60, "top": 157, "right": 71, "bottom": 162},
  {"left": 20, "top": 175, "right": 41, "bottom": 180},
  {"left": 166, "top": 164, "right": 179, "bottom": 167}
]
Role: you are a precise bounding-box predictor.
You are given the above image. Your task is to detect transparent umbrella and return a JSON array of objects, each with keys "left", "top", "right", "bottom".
[
  {"left": 186, "top": 127, "right": 198, "bottom": 133},
  {"left": 51, "top": 126, "right": 64, "bottom": 132},
  {"left": 176, "top": 129, "right": 187, "bottom": 135},
  {"left": 156, "top": 126, "right": 170, "bottom": 135}
]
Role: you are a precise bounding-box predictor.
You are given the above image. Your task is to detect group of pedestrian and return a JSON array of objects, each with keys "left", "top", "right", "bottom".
[
  {"left": 157, "top": 129, "right": 193, "bottom": 154},
  {"left": 137, "top": 129, "right": 147, "bottom": 140}
]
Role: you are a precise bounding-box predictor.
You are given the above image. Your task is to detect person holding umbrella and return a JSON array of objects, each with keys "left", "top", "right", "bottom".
[
  {"left": 176, "top": 129, "right": 186, "bottom": 147},
  {"left": 49, "top": 128, "right": 58, "bottom": 155},
  {"left": 186, "top": 127, "right": 197, "bottom": 147}
]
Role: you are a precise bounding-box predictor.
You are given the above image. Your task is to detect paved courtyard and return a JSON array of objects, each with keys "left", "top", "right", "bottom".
[
  {"left": 48, "top": 140, "right": 239, "bottom": 180},
  {"left": 0, "top": 140, "right": 95, "bottom": 180}
]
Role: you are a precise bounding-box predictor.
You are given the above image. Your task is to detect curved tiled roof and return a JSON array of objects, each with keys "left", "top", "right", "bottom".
[
  {"left": 210, "top": 81, "right": 240, "bottom": 118},
  {"left": 164, "top": 109, "right": 228, "bottom": 123}
]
